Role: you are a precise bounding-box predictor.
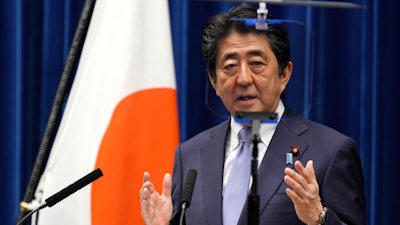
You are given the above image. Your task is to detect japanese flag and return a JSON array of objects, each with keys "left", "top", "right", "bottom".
[{"left": 34, "top": 0, "right": 179, "bottom": 224}]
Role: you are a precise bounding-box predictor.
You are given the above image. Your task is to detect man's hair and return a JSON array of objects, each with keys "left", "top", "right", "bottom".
[{"left": 202, "top": 4, "right": 291, "bottom": 82}]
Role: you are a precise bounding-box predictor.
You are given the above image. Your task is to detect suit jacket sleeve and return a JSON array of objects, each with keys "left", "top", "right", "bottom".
[
  {"left": 320, "top": 137, "right": 366, "bottom": 225},
  {"left": 170, "top": 145, "right": 183, "bottom": 225}
]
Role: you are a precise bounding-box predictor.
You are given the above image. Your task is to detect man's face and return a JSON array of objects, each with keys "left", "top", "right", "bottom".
[{"left": 210, "top": 32, "right": 292, "bottom": 115}]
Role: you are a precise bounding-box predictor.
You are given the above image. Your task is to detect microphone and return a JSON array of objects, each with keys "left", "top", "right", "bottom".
[
  {"left": 45, "top": 168, "right": 103, "bottom": 207},
  {"left": 16, "top": 168, "right": 103, "bottom": 225},
  {"left": 179, "top": 169, "right": 197, "bottom": 225}
]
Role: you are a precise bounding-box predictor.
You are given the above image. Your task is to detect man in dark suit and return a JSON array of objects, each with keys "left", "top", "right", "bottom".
[{"left": 140, "top": 4, "right": 366, "bottom": 225}]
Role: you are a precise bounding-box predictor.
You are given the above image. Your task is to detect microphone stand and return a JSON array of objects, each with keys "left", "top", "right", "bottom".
[
  {"left": 248, "top": 118, "right": 261, "bottom": 225},
  {"left": 235, "top": 112, "right": 277, "bottom": 225}
]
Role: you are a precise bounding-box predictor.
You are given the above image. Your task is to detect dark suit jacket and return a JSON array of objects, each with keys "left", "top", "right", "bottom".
[{"left": 170, "top": 109, "right": 366, "bottom": 225}]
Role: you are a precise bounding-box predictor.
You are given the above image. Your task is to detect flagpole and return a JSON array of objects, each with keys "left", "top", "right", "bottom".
[{"left": 16, "top": 0, "right": 97, "bottom": 224}]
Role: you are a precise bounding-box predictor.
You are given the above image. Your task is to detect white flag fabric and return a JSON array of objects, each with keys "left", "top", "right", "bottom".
[{"left": 33, "top": 0, "right": 179, "bottom": 224}]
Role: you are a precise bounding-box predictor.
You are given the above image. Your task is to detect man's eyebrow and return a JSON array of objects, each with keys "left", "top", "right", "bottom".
[
  {"left": 221, "top": 52, "right": 239, "bottom": 62},
  {"left": 220, "top": 49, "right": 267, "bottom": 62},
  {"left": 246, "top": 49, "right": 266, "bottom": 58}
]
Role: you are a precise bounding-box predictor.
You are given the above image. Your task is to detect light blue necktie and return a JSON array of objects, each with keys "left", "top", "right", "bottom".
[{"left": 223, "top": 127, "right": 252, "bottom": 225}]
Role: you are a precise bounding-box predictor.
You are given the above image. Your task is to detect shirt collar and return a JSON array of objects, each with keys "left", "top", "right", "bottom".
[{"left": 229, "top": 100, "right": 285, "bottom": 149}]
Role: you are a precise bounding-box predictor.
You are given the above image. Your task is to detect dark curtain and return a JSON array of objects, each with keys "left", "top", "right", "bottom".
[{"left": 1, "top": 0, "right": 399, "bottom": 225}]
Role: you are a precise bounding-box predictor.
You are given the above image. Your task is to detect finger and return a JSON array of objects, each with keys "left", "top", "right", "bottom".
[
  {"left": 141, "top": 172, "right": 152, "bottom": 194},
  {"left": 305, "top": 160, "right": 317, "bottom": 181},
  {"left": 140, "top": 188, "right": 152, "bottom": 220},
  {"left": 162, "top": 173, "right": 172, "bottom": 197},
  {"left": 286, "top": 163, "right": 305, "bottom": 180},
  {"left": 294, "top": 161, "right": 308, "bottom": 178},
  {"left": 284, "top": 167, "right": 302, "bottom": 188},
  {"left": 140, "top": 172, "right": 149, "bottom": 201},
  {"left": 284, "top": 166, "right": 297, "bottom": 177},
  {"left": 284, "top": 174, "right": 304, "bottom": 196},
  {"left": 284, "top": 177, "right": 304, "bottom": 204},
  {"left": 140, "top": 172, "right": 155, "bottom": 197},
  {"left": 285, "top": 186, "right": 300, "bottom": 203},
  {"left": 294, "top": 160, "right": 314, "bottom": 186},
  {"left": 143, "top": 181, "right": 155, "bottom": 194},
  {"left": 140, "top": 186, "right": 151, "bottom": 204},
  {"left": 286, "top": 165, "right": 308, "bottom": 191},
  {"left": 143, "top": 171, "right": 151, "bottom": 183}
]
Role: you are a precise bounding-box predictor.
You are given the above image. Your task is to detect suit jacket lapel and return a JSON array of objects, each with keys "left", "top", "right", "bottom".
[
  {"left": 201, "top": 120, "right": 230, "bottom": 225},
  {"left": 258, "top": 112, "right": 309, "bottom": 213}
]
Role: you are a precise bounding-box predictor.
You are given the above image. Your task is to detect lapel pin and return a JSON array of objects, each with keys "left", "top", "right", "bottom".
[
  {"left": 291, "top": 146, "right": 300, "bottom": 156},
  {"left": 286, "top": 153, "right": 293, "bottom": 166}
]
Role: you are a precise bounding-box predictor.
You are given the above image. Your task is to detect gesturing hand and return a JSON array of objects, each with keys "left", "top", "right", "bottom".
[
  {"left": 140, "top": 172, "right": 173, "bottom": 225},
  {"left": 284, "top": 160, "right": 323, "bottom": 225}
]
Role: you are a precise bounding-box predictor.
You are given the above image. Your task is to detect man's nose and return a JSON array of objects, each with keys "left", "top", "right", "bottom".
[{"left": 237, "top": 65, "right": 253, "bottom": 85}]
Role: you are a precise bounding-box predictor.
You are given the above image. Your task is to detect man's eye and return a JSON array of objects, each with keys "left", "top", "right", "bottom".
[
  {"left": 250, "top": 61, "right": 266, "bottom": 74},
  {"left": 250, "top": 61, "right": 263, "bottom": 66},
  {"left": 224, "top": 64, "right": 236, "bottom": 70}
]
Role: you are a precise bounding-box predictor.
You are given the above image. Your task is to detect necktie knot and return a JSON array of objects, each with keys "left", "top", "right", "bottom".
[{"left": 238, "top": 127, "right": 252, "bottom": 144}]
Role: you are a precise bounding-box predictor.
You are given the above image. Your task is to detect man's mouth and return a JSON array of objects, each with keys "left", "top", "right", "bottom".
[{"left": 238, "top": 96, "right": 255, "bottom": 101}]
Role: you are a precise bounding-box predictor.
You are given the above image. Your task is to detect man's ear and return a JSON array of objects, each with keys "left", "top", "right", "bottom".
[{"left": 280, "top": 61, "right": 293, "bottom": 93}]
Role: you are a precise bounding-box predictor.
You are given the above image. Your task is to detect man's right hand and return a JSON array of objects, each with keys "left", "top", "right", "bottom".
[{"left": 140, "top": 172, "right": 173, "bottom": 225}]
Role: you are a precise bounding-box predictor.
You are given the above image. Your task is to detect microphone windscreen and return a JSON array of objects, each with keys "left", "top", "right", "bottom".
[
  {"left": 180, "top": 169, "right": 197, "bottom": 208},
  {"left": 45, "top": 168, "right": 103, "bottom": 207}
]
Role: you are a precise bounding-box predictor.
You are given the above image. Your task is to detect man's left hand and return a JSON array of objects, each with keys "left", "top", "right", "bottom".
[{"left": 284, "top": 160, "right": 323, "bottom": 225}]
